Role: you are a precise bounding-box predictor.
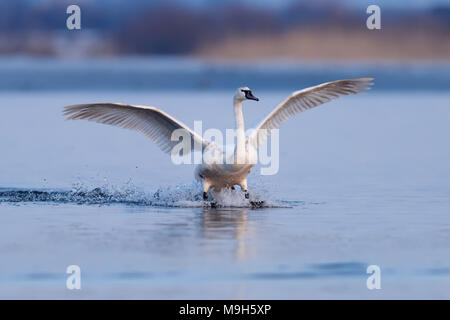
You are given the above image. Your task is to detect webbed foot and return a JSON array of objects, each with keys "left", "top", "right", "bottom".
[{"left": 250, "top": 201, "right": 265, "bottom": 208}]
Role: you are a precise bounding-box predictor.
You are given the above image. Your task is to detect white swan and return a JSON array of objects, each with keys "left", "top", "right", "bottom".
[{"left": 64, "top": 78, "right": 373, "bottom": 203}]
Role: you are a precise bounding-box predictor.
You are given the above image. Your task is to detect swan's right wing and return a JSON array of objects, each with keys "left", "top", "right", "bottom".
[
  {"left": 63, "top": 103, "right": 209, "bottom": 154},
  {"left": 248, "top": 78, "right": 374, "bottom": 149}
]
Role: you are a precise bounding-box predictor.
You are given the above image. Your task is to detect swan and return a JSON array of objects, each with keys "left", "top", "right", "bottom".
[{"left": 63, "top": 77, "right": 373, "bottom": 204}]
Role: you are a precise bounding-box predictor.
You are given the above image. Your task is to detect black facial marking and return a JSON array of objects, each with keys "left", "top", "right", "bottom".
[
  {"left": 241, "top": 88, "right": 259, "bottom": 101},
  {"left": 241, "top": 89, "right": 251, "bottom": 97}
]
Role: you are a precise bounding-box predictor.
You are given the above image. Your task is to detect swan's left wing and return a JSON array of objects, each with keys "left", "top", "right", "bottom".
[
  {"left": 63, "top": 103, "right": 209, "bottom": 154},
  {"left": 247, "top": 78, "right": 374, "bottom": 149}
]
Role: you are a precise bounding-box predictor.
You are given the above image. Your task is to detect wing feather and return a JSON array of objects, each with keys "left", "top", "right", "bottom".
[
  {"left": 63, "top": 103, "right": 208, "bottom": 154},
  {"left": 248, "top": 78, "right": 374, "bottom": 148}
]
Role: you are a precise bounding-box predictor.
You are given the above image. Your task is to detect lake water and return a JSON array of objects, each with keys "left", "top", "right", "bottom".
[{"left": 0, "top": 59, "right": 449, "bottom": 299}]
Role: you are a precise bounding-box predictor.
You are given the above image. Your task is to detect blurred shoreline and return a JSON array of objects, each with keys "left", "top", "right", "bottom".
[
  {"left": 194, "top": 28, "right": 450, "bottom": 61},
  {"left": 1, "top": 1, "right": 449, "bottom": 62}
]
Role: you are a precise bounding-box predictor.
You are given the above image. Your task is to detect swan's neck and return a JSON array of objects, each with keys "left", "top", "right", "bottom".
[{"left": 234, "top": 99, "right": 246, "bottom": 163}]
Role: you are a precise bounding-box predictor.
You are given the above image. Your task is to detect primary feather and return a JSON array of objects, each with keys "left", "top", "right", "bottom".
[
  {"left": 248, "top": 78, "right": 374, "bottom": 148},
  {"left": 63, "top": 103, "right": 208, "bottom": 154}
]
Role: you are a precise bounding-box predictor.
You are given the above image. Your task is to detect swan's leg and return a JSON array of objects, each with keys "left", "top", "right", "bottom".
[
  {"left": 239, "top": 180, "right": 264, "bottom": 207},
  {"left": 202, "top": 181, "right": 217, "bottom": 207},
  {"left": 239, "top": 180, "right": 249, "bottom": 199},
  {"left": 203, "top": 180, "right": 211, "bottom": 201}
]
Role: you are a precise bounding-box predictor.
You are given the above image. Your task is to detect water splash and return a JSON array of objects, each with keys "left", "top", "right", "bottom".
[{"left": 0, "top": 181, "right": 290, "bottom": 208}]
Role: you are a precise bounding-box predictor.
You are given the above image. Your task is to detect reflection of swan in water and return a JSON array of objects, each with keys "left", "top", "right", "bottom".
[{"left": 200, "top": 208, "right": 253, "bottom": 261}]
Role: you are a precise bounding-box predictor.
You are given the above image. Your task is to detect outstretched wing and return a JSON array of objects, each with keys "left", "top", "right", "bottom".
[
  {"left": 63, "top": 103, "right": 208, "bottom": 154},
  {"left": 247, "top": 78, "right": 374, "bottom": 148}
]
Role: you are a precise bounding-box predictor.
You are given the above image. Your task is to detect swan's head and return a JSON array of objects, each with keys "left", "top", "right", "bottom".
[{"left": 234, "top": 87, "right": 259, "bottom": 102}]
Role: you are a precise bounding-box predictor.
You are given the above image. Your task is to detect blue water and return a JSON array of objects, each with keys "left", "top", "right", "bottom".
[
  {"left": 0, "top": 57, "right": 449, "bottom": 92},
  {"left": 0, "top": 59, "right": 449, "bottom": 299}
]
